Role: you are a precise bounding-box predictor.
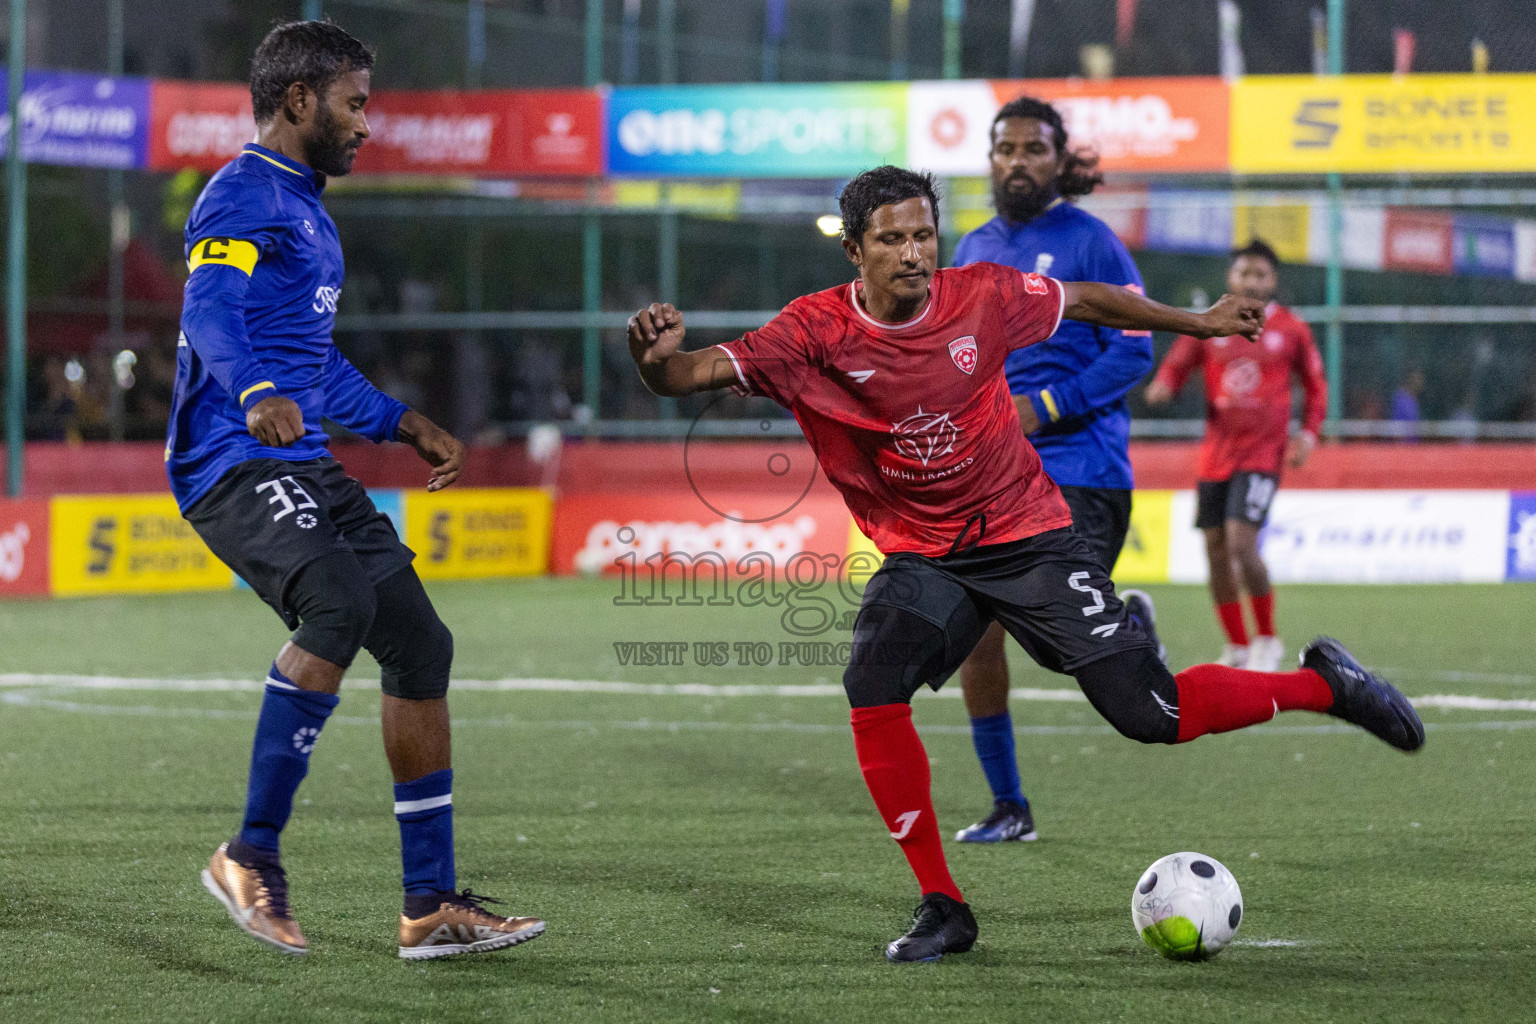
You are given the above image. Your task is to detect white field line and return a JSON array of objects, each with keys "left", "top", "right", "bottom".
[
  {"left": 6, "top": 675, "right": 1536, "bottom": 737},
  {"left": 5, "top": 674, "right": 1536, "bottom": 712}
]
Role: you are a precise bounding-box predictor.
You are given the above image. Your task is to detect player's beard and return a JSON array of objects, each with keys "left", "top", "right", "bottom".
[
  {"left": 993, "top": 173, "right": 1059, "bottom": 224},
  {"left": 303, "top": 102, "right": 362, "bottom": 177}
]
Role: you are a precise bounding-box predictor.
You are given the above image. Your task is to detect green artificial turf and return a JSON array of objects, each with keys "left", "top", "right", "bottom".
[{"left": 2, "top": 581, "right": 1534, "bottom": 1022}]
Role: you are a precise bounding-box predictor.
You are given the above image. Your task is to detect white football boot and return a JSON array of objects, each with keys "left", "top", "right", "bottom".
[
  {"left": 1247, "top": 635, "right": 1285, "bottom": 672},
  {"left": 1217, "top": 643, "right": 1248, "bottom": 668}
]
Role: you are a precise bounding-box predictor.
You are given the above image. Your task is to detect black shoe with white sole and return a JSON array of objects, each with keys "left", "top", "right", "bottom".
[{"left": 885, "top": 892, "right": 978, "bottom": 963}]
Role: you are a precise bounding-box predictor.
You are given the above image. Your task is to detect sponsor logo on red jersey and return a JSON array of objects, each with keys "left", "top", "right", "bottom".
[
  {"left": 947, "top": 335, "right": 977, "bottom": 375},
  {"left": 890, "top": 407, "right": 959, "bottom": 467}
]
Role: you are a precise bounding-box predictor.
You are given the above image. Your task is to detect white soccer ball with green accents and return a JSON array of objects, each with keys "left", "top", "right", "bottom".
[{"left": 1131, "top": 852, "right": 1242, "bottom": 960}]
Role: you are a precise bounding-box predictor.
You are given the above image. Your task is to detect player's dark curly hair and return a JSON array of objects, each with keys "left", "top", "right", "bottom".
[
  {"left": 1232, "top": 238, "right": 1281, "bottom": 269},
  {"left": 838, "top": 166, "right": 942, "bottom": 245},
  {"left": 991, "top": 95, "right": 1104, "bottom": 199},
  {"left": 250, "top": 20, "right": 374, "bottom": 125}
]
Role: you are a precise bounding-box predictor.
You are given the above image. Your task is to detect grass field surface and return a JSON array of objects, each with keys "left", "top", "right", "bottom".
[{"left": 2, "top": 581, "right": 1534, "bottom": 1022}]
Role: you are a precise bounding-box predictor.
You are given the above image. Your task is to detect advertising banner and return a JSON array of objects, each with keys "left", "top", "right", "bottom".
[
  {"left": 1383, "top": 208, "right": 1454, "bottom": 274},
  {"left": 551, "top": 491, "right": 852, "bottom": 577},
  {"left": 1112, "top": 489, "right": 1172, "bottom": 584},
  {"left": 1234, "top": 203, "right": 1312, "bottom": 264},
  {"left": 50, "top": 494, "right": 232, "bottom": 597},
  {"left": 404, "top": 488, "right": 552, "bottom": 580},
  {"left": 607, "top": 83, "right": 906, "bottom": 177},
  {"left": 1231, "top": 74, "right": 1536, "bottom": 174},
  {"left": 1169, "top": 490, "right": 1511, "bottom": 584},
  {"left": 353, "top": 89, "right": 602, "bottom": 177},
  {"left": 1145, "top": 189, "right": 1233, "bottom": 254},
  {"left": 150, "top": 83, "right": 602, "bottom": 177},
  {"left": 1452, "top": 214, "right": 1516, "bottom": 278},
  {"left": 148, "top": 79, "right": 253, "bottom": 172},
  {"left": 907, "top": 77, "right": 1229, "bottom": 176},
  {"left": 0, "top": 498, "right": 49, "bottom": 597},
  {"left": 1508, "top": 492, "right": 1536, "bottom": 582},
  {"left": 0, "top": 69, "right": 150, "bottom": 169}
]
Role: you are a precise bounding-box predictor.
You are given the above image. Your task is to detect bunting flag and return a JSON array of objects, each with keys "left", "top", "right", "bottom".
[
  {"left": 1008, "top": 0, "right": 1037, "bottom": 77},
  {"left": 1394, "top": 28, "right": 1417, "bottom": 76},
  {"left": 1116, "top": 0, "right": 1138, "bottom": 52},
  {"left": 1218, "top": 0, "right": 1245, "bottom": 81}
]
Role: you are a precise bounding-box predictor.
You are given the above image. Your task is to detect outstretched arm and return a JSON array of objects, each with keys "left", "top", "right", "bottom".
[
  {"left": 1062, "top": 282, "right": 1264, "bottom": 341},
  {"left": 628, "top": 303, "right": 743, "bottom": 397}
]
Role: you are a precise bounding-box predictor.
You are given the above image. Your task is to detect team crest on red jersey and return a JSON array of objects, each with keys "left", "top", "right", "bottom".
[
  {"left": 1021, "top": 272, "right": 1049, "bottom": 295},
  {"left": 947, "top": 335, "right": 978, "bottom": 375},
  {"left": 891, "top": 406, "right": 959, "bottom": 467}
]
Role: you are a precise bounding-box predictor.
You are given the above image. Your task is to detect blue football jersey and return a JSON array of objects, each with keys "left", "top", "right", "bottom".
[
  {"left": 953, "top": 202, "right": 1151, "bottom": 490},
  {"left": 166, "top": 144, "right": 407, "bottom": 511}
]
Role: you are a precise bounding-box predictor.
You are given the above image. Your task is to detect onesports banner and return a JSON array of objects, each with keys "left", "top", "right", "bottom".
[
  {"left": 1230, "top": 74, "right": 1536, "bottom": 174},
  {"left": 606, "top": 83, "right": 906, "bottom": 177},
  {"left": 908, "top": 77, "right": 1229, "bottom": 175}
]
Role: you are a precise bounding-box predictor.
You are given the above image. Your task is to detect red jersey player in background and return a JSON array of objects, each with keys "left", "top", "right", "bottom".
[
  {"left": 627, "top": 170, "right": 1417, "bottom": 963},
  {"left": 1146, "top": 240, "right": 1327, "bottom": 671}
]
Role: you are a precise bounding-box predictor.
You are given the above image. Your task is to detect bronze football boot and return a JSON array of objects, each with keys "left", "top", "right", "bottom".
[
  {"left": 398, "top": 889, "right": 545, "bottom": 960},
  {"left": 201, "top": 841, "right": 308, "bottom": 955}
]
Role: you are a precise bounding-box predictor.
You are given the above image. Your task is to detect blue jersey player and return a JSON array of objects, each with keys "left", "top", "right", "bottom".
[
  {"left": 177, "top": 21, "right": 544, "bottom": 959},
  {"left": 949, "top": 97, "right": 1162, "bottom": 844}
]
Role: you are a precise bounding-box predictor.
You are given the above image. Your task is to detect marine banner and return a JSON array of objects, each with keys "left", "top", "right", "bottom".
[
  {"left": 0, "top": 68, "right": 150, "bottom": 169},
  {"left": 404, "top": 488, "right": 552, "bottom": 580},
  {"left": 49, "top": 494, "right": 232, "bottom": 597}
]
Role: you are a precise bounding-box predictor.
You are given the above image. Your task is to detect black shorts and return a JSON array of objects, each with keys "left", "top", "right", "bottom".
[
  {"left": 852, "top": 527, "right": 1156, "bottom": 683},
  {"left": 186, "top": 457, "right": 415, "bottom": 629},
  {"left": 1057, "top": 485, "right": 1132, "bottom": 574},
  {"left": 1195, "top": 472, "right": 1280, "bottom": 529}
]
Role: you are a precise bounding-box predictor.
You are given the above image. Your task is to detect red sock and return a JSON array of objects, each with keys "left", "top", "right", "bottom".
[
  {"left": 850, "top": 704, "right": 963, "bottom": 902},
  {"left": 1174, "top": 663, "right": 1334, "bottom": 742},
  {"left": 1250, "top": 592, "right": 1276, "bottom": 637},
  {"left": 1216, "top": 601, "right": 1249, "bottom": 645}
]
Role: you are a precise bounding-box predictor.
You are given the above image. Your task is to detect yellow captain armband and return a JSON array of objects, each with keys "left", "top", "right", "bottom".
[
  {"left": 188, "top": 236, "right": 260, "bottom": 276},
  {"left": 1038, "top": 389, "right": 1061, "bottom": 422}
]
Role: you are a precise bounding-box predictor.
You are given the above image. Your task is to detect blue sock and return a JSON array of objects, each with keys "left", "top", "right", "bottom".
[
  {"left": 395, "top": 768, "right": 456, "bottom": 895},
  {"left": 970, "top": 712, "right": 1027, "bottom": 807},
  {"left": 237, "top": 665, "right": 339, "bottom": 854}
]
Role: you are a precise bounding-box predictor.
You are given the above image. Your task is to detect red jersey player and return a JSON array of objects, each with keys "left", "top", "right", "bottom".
[
  {"left": 1146, "top": 240, "right": 1327, "bottom": 672},
  {"left": 626, "top": 169, "right": 1419, "bottom": 963}
]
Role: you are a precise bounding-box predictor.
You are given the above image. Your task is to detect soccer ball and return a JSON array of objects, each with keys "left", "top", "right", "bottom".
[{"left": 1131, "top": 852, "right": 1243, "bottom": 960}]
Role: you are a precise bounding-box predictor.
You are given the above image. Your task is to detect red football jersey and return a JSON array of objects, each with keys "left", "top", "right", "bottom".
[
  {"left": 715, "top": 262, "right": 1072, "bottom": 556},
  {"left": 1153, "top": 303, "right": 1327, "bottom": 480}
]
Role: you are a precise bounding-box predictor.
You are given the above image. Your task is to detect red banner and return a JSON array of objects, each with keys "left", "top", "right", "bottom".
[
  {"left": 149, "top": 80, "right": 254, "bottom": 173},
  {"left": 354, "top": 89, "right": 603, "bottom": 177},
  {"left": 1384, "top": 209, "right": 1454, "bottom": 275},
  {"left": 0, "top": 499, "right": 49, "bottom": 597},
  {"left": 147, "top": 81, "right": 603, "bottom": 178}
]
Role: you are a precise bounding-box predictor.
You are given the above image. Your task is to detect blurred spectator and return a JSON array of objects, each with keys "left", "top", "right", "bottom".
[
  {"left": 1392, "top": 368, "right": 1424, "bottom": 423},
  {"left": 507, "top": 338, "right": 571, "bottom": 423}
]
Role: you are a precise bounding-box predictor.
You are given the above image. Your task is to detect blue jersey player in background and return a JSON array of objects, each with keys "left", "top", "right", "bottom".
[
  {"left": 175, "top": 20, "right": 545, "bottom": 959},
  {"left": 949, "top": 96, "right": 1163, "bottom": 844}
]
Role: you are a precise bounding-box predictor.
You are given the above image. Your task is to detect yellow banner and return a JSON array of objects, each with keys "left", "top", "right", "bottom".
[
  {"left": 1233, "top": 203, "right": 1312, "bottom": 264},
  {"left": 1231, "top": 74, "right": 1536, "bottom": 174},
  {"left": 1111, "top": 490, "right": 1172, "bottom": 584},
  {"left": 405, "top": 488, "right": 552, "bottom": 580},
  {"left": 50, "top": 494, "right": 232, "bottom": 597}
]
